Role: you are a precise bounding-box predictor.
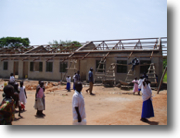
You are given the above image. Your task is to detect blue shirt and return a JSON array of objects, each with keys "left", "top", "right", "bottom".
[
  {"left": 75, "top": 74, "right": 80, "bottom": 82},
  {"left": 88, "top": 71, "right": 93, "bottom": 82}
]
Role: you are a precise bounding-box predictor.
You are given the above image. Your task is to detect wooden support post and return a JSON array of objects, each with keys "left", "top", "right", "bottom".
[
  {"left": 33, "top": 57, "right": 40, "bottom": 61},
  {"left": 150, "top": 51, "right": 154, "bottom": 59},
  {"left": 82, "top": 52, "right": 90, "bottom": 60},
  {"left": 102, "top": 52, "right": 110, "bottom": 61},
  {"left": 157, "top": 66, "right": 167, "bottom": 94},
  {"left": 128, "top": 52, "right": 133, "bottom": 59},
  {"left": 1, "top": 58, "right": 9, "bottom": 61}
]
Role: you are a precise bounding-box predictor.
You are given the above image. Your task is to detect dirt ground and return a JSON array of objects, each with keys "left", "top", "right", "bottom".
[{"left": 0, "top": 79, "right": 167, "bottom": 125}]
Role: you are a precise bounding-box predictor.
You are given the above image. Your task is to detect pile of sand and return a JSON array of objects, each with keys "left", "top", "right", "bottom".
[
  {"left": 26, "top": 84, "right": 37, "bottom": 90},
  {"left": 25, "top": 82, "right": 59, "bottom": 91}
]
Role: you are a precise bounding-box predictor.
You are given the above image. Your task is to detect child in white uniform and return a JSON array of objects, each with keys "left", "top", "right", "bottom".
[
  {"left": 18, "top": 81, "right": 27, "bottom": 110},
  {"left": 66, "top": 76, "right": 71, "bottom": 92},
  {"left": 138, "top": 76, "right": 144, "bottom": 95}
]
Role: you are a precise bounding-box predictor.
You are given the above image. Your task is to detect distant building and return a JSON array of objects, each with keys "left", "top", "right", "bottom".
[{"left": 0, "top": 37, "right": 167, "bottom": 85}]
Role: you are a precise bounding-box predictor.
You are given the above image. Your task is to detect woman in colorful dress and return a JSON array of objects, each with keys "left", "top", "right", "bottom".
[
  {"left": 0, "top": 85, "right": 15, "bottom": 125},
  {"left": 34, "top": 81, "right": 45, "bottom": 117}
]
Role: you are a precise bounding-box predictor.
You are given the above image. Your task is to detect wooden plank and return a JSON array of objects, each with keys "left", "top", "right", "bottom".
[
  {"left": 1, "top": 58, "right": 9, "bottom": 61},
  {"left": 150, "top": 51, "right": 154, "bottom": 59},
  {"left": 157, "top": 66, "right": 167, "bottom": 94},
  {"left": 81, "top": 52, "right": 90, "bottom": 60},
  {"left": 128, "top": 52, "right": 133, "bottom": 59}
]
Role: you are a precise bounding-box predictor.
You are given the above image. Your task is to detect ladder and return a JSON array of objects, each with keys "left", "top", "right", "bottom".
[
  {"left": 125, "top": 69, "right": 134, "bottom": 83},
  {"left": 94, "top": 58, "right": 106, "bottom": 82},
  {"left": 94, "top": 52, "right": 109, "bottom": 82},
  {"left": 62, "top": 59, "right": 77, "bottom": 81},
  {"left": 147, "top": 63, "right": 157, "bottom": 84},
  {"left": 106, "top": 63, "right": 116, "bottom": 85}
]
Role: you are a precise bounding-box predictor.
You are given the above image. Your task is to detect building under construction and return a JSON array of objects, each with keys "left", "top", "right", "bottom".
[{"left": 0, "top": 37, "right": 167, "bottom": 85}]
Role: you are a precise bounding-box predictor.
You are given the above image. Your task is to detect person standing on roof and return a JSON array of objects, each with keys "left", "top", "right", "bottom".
[{"left": 128, "top": 57, "right": 140, "bottom": 71}]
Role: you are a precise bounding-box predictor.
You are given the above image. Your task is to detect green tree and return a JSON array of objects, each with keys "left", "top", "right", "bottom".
[
  {"left": 49, "top": 40, "right": 82, "bottom": 48},
  {"left": 0, "top": 37, "right": 30, "bottom": 48}
]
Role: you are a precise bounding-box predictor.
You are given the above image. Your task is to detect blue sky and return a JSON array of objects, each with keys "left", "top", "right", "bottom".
[{"left": 0, "top": 0, "right": 167, "bottom": 45}]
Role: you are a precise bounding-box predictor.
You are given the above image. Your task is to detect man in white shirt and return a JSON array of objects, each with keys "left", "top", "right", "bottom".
[{"left": 72, "top": 82, "right": 86, "bottom": 125}]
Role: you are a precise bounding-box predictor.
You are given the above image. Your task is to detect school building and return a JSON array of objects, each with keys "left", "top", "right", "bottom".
[{"left": 0, "top": 37, "right": 167, "bottom": 85}]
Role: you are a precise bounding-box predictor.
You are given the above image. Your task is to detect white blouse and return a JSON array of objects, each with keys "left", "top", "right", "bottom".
[
  {"left": 66, "top": 77, "right": 71, "bottom": 83},
  {"left": 9, "top": 76, "right": 15, "bottom": 83},
  {"left": 139, "top": 82, "right": 152, "bottom": 101}
]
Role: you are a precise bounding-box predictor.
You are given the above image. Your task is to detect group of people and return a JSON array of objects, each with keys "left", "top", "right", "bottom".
[
  {"left": 132, "top": 72, "right": 154, "bottom": 122},
  {"left": 0, "top": 68, "right": 155, "bottom": 125},
  {"left": 66, "top": 68, "right": 95, "bottom": 95},
  {"left": 0, "top": 73, "right": 27, "bottom": 125},
  {"left": 132, "top": 72, "right": 148, "bottom": 95},
  {"left": 66, "top": 71, "right": 81, "bottom": 92}
]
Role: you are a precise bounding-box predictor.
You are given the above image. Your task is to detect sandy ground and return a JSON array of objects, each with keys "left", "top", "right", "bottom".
[{"left": 0, "top": 80, "right": 167, "bottom": 125}]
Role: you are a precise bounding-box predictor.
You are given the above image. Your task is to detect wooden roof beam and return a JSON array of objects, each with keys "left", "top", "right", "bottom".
[
  {"left": 102, "top": 52, "right": 110, "bottom": 61},
  {"left": 1, "top": 58, "right": 9, "bottom": 61},
  {"left": 33, "top": 57, "right": 40, "bottom": 61},
  {"left": 22, "top": 55, "right": 31, "bottom": 61},
  {"left": 150, "top": 51, "right": 154, "bottom": 59},
  {"left": 81, "top": 52, "right": 90, "bottom": 60},
  {"left": 128, "top": 52, "right": 133, "bottom": 59},
  {"left": 46, "top": 54, "right": 56, "bottom": 62}
]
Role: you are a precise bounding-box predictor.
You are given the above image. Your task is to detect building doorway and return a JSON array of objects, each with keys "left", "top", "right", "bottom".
[
  {"left": 13, "top": 62, "right": 19, "bottom": 78},
  {"left": 23, "top": 62, "right": 28, "bottom": 79}
]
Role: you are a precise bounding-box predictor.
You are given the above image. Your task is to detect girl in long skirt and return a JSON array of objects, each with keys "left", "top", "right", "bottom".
[
  {"left": 132, "top": 77, "right": 139, "bottom": 95},
  {"left": 34, "top": 81, "right": 45, "bottom": 116},
  {"left": 139, "top": 78, "right": 154, "bottom": 122},
  {"left": 66, "top": 76, "right": 71, "bottom": 92}
]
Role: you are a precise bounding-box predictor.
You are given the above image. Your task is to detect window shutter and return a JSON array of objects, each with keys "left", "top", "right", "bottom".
[
  {"left": 117, "top": 60, "right": 127, "bottom": 73},
  {"left": 3, "top": 62, "right": 8, "bottom": 70},
  {"left": 50, "top": 62, "right": 53, "bottom": 72},
  {"left": 30, "top": 62, "right": 34, "bottom": 71},
  {"left": 39, "top": 62, "right": 43, "bottom": 72},
  {"left": 46, "top": 62, "right": 53, "bottom": 72}
]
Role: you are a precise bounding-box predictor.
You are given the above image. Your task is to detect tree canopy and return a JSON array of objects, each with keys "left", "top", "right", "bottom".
[
  {"left": 0, "top": 37, "right": 30, "bottom": 48},
  {"left": 48, "top": 40, "right": 82, "bottom": 48}
]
